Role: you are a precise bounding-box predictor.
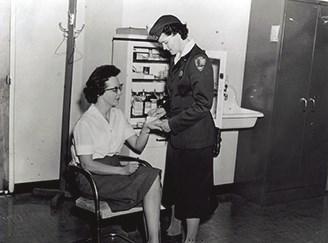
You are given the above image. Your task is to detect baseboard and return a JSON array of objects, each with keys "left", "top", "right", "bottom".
[
  {"left": 214, "top": 183, "right": 234, "bottom": 195},
  {"left": 14, "top": 180, "right": 60, "bottom": 194}
]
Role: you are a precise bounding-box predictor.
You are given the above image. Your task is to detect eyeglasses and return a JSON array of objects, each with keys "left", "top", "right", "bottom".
[{"left": 105, "top": 84, "right": 123, "bottom": 93}]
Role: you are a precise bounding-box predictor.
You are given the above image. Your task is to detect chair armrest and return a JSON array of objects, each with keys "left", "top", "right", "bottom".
[
  {"left": 68, "top": 164, "right": 101, "bottom": 214},
  {"left": 117, "top": 155, "right": 151, "bottom": 167},
  {"left": 68, "top": 156, "right": 151, "bottom": 219}
]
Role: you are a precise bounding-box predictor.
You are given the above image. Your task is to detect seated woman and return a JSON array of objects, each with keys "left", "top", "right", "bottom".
[{"left": 73, "top": 65, "right": 162, "bottom": 243}]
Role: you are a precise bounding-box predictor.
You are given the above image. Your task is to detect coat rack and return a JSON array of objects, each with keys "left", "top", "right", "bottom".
[{"left": 32, "top": 0, "right": 83, "bottom": 208}]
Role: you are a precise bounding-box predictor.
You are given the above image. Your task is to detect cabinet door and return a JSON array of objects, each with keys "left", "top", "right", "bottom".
[
  {"left": 267, "top": 1, "right": 318, "bottom": 191},
  {"left": 12, "top": 0, "right": 68, "bottom": 183},
  {"left": 121, "top": 133, "right": 167, "bottom": 184},
  {"left": 300, "top": 4, "right": 328, "bottom": 187}
]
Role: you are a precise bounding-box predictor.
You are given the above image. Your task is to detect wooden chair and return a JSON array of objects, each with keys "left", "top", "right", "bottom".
[{"left": 68, "top": 144, "right": 157, "bottom": 243}]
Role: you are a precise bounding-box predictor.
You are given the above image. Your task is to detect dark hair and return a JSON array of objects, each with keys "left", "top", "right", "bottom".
[
  {"left": 83, "top": 65, "right": 121, "bottom": 104},
  {"left": 162, "top": 23, "right": 189, "bottom": 40}
]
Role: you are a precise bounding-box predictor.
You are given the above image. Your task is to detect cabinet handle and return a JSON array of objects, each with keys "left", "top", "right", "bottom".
[
  {"left": 156, "top": 138, "right": 167, "bottom": 142},
  {"left": 5, "top": 75, "right": 11, "bottom": 85},
  {"left": 300, "top": 98, "right": 307, "bottom": 112},
  {"left": 320, "top": 16, "right": 328, "bottom": 25},
  {"left": 309, "top": 98, "right": 316, "bottom": 112}
]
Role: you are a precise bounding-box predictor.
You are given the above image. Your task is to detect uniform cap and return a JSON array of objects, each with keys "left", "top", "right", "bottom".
[{"left": 149, "top": 15, "right": 182, "bottom": 39}]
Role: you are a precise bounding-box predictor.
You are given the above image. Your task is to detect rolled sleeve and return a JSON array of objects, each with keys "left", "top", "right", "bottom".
[{"left": 123, "top": 114, "right": 136, "bottom": 140}]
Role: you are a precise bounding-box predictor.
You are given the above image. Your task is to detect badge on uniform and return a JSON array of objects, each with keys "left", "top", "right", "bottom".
[{"left": 194, "top": 55, "right": 206, "bottom": 72}]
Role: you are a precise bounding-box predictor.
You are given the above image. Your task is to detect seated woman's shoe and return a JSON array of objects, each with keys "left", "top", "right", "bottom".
[{"left": 162, "top": 232, "right": 183, "bottom": 243}]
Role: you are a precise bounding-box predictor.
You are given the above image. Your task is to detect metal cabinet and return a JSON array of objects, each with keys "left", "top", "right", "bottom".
[
  {"left": 302, "top": 4, "right": 328, "bottom": 187},
  {"left": 111, "top": 35, "right": 169, "bottom": 183},
  {"left": 235, "top": 0, "right": 328, "bottom": 205}
]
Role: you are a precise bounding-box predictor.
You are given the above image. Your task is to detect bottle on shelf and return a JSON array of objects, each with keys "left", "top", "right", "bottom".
[
  {"left": 157, "top": 92, "right": 164, "bottom": 108},
  {"left": 143, "top": 92, "right": 152, "bottom": 116},
  {"left": 144, "top": 90, "right": 159, "bottom": 116},
  {"left": 150, "top": 89, "right": 158, "bottom": 111},
  {"left": 131, "top": 90, "right": 144, "bottom": 118}
]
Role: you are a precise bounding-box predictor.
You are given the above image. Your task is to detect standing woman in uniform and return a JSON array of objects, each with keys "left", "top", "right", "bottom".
[{"left": 148, "top": 15, "right": 216, "bottom": 243}]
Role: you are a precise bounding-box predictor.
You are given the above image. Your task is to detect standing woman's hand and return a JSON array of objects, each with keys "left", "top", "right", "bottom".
[{"left": 159, "top": 119, "right": 171, "bottom": 133}]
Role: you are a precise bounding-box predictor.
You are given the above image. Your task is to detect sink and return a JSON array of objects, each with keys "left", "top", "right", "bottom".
[
  {"left": 221, "top": 86, "right": 264, "bottom": 129},
  {"left": 222, "top": 107, "right": 264, "bottom": 129}
]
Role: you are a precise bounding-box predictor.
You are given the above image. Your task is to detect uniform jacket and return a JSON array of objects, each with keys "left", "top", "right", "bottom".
[{"left": 164, "top": 44, "right": 216, "bottom": 149}]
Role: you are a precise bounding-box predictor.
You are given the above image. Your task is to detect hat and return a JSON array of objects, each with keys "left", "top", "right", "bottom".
[{"left": 149, "top": 15, "right": 182, "bottom": 39}]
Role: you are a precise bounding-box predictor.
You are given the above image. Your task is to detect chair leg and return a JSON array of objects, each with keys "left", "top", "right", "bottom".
[
  {"left": 92, "top": 219, "right": 135, "bottom": 243},
  {"left": 143, "top": 213, "right": 149, "bottom": 242},
  {"left": 95, "top": 218, "right": 101, "bottom": 243}
]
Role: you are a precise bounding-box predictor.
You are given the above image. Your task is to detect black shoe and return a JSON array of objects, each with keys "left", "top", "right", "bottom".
[{"left": 162, "top": 232, "right": 183, "bottom": 243}]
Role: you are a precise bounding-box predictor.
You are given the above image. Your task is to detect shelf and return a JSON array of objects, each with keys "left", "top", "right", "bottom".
[
  {"left": 133, "top": 47, "right": 169, "bottom": 63},
  {"left": 132, "top": 78, "right": 166, "bottom": 82},
  {"left": 133, "top": 58, "right": 168, "bottom": 63},
  {"left": 131, "top": 82, "right": 166, "bottom": 92},
  {"left": 131, "top": 73, "right": 156, "bottom": 79}
]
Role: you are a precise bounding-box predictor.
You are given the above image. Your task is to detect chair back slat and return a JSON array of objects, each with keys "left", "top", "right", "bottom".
[{"left": 70, "top": 139, "right": 80, "bottom": 166}]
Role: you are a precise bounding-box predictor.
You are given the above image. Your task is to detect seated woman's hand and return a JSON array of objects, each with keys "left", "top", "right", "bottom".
[
  {"left": 144, "top": 118, "right": 163, "bottom": 131},
  {"left": 122, "top": 162, "right": 140, "bottom": 175}
]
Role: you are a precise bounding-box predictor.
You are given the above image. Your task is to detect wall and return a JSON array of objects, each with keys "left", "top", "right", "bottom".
[
  {"left": 69, "top": 1, "right": 87, "bottom": 132},
  {"left": 121, "top": 0, "right": 251, "bottom": 99},
  {"left": 76, "top": 0, "right": 252, "bottom": 185},
  {"left": 80, "top": 0, "right": 123, "bottom": 100},
  {"left": 8, "top": 0, "right": 252, "bottom": 186},
  {"left": 71, "top": 0, "right": 124, "bottom": 121},
  {"left": 81, "top": 0, "right": 252, "bottom": 105},
  {"left": 0, "top": 0, "right": 10, "bottom": 191}
]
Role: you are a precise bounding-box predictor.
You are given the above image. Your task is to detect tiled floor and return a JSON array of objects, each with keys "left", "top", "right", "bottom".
[{"left": 1, "top": 192, "right": 328, "bottom": 242}]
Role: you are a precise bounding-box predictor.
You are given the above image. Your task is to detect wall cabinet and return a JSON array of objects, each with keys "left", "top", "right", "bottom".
[
  {"left": 235, "top": 0, "right": 328, "bottom": 205},
  {"left": 112, "top": 35, "right": 170, "bottom": 181},
  {"left": 111, "top": 35, "right": 232, "bottom": 185},
  {"left": 10, "top": 1, "right": 70, "bottom": 186}
]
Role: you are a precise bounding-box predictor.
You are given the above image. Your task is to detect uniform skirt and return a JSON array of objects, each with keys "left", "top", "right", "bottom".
[
  {"left": 77, "top": 155, "right": 161, "bottom": 212},
  {"left": 162, "top": 142, "right": 214, "bottom": 220}
]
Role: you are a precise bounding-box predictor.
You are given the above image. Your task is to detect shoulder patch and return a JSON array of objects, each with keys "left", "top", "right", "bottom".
[{"left": 194, "top": 55, "right": 206, "bottom": 72}]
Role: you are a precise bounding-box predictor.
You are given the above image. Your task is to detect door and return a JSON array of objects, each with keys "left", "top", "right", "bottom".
[
  {"left": 0, "top": 0, "right": 11, "bottom": 192},
  {"left": 267, "top": 1, "right": 318, "bottom": 191},
  {"left": 11, "top": 0, "right": 68, "bottom": 184},
  {"left": 300, "top": 4, "right": 328, "bottom": 187}
]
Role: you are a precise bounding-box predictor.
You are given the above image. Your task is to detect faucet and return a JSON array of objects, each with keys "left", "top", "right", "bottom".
[{"left": 224, "top": 84, "right": 228, "bottom": 101}]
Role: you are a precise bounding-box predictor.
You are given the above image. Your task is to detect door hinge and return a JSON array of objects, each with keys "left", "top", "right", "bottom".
[{"left": 5, "top": 75, "right": 11, "bottom": 85}]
